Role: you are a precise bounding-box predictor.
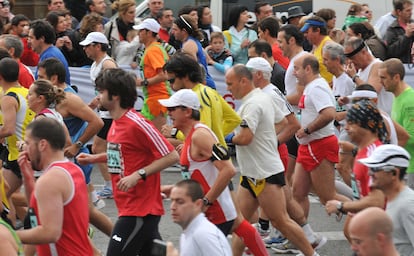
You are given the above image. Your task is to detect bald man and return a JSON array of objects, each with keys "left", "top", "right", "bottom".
[{"left": 349, "top": 207, "right": 399, "bottom": 256}]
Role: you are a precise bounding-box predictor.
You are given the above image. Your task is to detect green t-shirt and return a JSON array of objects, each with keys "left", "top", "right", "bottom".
[{"left": 392, "top": 87, "right": 414, "bottom": 173}]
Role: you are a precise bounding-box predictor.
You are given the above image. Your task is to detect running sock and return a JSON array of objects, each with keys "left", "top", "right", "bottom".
[
  {"left": 91, "top": 190, "right": 99, "bottom": 203},
  {"left": 234, "top": 219, "right": 268, "bottom": 256},
  {"left": 302, "top": 223, "right": 317, "bottom": 244},
  {"left": 258, "top": 218, "right": 270, "bottom": 231},
  {"left": 104, "top": 181, "right": 112, "bottom": 189}
]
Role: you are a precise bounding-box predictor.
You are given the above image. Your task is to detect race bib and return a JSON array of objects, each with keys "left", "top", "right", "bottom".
[{"left": 107, "top": 142, "right": 123, "bottom": 174}]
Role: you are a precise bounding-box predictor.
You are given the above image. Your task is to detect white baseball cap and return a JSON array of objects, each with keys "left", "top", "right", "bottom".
[
  {"left": 246, "top": 57, "right": 273, "bottom": 74},
  {"left": 133, "top": 18, "right": 160, "bottom": 33},
  {"left": 79, "top": 32, "right": 108, "bottom": 46},
  {"left": 358, "top": 144, "right": 411, "bottom": 169},
  {"left": 159, "top": 89, "right": 200, "bottom": 110}
]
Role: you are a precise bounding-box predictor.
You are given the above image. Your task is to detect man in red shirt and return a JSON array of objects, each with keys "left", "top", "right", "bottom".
[{"left": 10, "top": 14, "right": 39, "bottom": 67}]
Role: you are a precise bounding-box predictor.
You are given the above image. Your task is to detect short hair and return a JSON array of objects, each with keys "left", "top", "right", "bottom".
[
  {"left": 95, "top": 68, "right": 137, "bottom": 109},
  {"left": 45, "top": 10, "right": 66, "bottom": 30},
  {"left": 79, "top": 12, "right": 103, "bottom": 38},
  {"left": 38, "top": 58, "right": 67, "bottom": 84},
  {"left": 178, "top": 5, "right": 196, "bottom": 16},
  {"left": 255, "top": 2, "right": 271, "bottom": 14},
  {"left": 302, "top": 55, "right": 319, "bottom": 74},
  {"left": 174, "top": 14, "right": 203, "bottom": 40},
  {"left": 344, "top": 36, "right": 368, "bottom": 52},
  {"left": 315, "top": 8, "right": 336, "bottom": 22},
  {"left": 249, "top": 39, "right": 272, "bottom": 58},
  {"left": 210, "top": 31, "right": 225, "bottom": 42},
  {"left": 0, "top": 48, "right": 11, "bottom": 60},
  {"left": 323, "top": 42, "right": 346, "bottom": 65},
  {"left": 32, "top": 79, "right": 66, "bottom": 107},
  {"left": 228, "top": 5, "right": 249, "bottom": 28},
  {"left": 0, "top": 34, "right": 24, "bottom": 58},
  {"left": 279, "top": 24, "right": 304, "bottom": 46},
  {"left": 380, "top": 58, "right": 406, "bottom": 80},
  {"left": 85, "top": 0, "right": 94, "bottom": 11},
  {"left": 163, "top": 52, "right": 203, "bottom": 83},
  {"left": 232, "top": 64, "right": 253, "bottom": 81},
  {"left": 355, "top": 83, "right": 376, "bottom": 92},
  {"left": 306, "top": 16, "right": 328, "bottom": 35},
  {"left": 30, "top": 19, "right": 56, "bottom": 44},
  {"left": 174, "top": 179, "right": 204, "bottom": 202},
  {"left": 156, "top": 7, "right": 172, "bottom": 20},
  {"left": 258, "top": 16, "right": 280, "bottom": 37},
  {"left": 11, "top": 14, "right": 30, "bottom": 26},
  {"left": 348, "top": 22, "right": 376, "bottom": 40},
  {"left": 394, "top": 0, "right": 413, "bottom": 11},
  {"left": 0, "top": 57, "right": 19, "bottom": 82},
  {"left": 27, "top": 118, "right": 66, "bottom": 150}
]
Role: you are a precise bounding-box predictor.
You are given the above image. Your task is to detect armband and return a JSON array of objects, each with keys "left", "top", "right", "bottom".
[
  {"left": 211, "top": 143, "right": 230, "bottom": 162},
  {"left": 240, "top": 119, "right": 249, "bottom": 128}
]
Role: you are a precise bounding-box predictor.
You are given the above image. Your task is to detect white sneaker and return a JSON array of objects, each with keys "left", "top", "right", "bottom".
[{"left": 93, "top": 198, "right": 106, "bottom": 209}]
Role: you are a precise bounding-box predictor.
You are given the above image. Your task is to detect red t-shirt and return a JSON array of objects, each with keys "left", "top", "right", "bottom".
[
  {"left": 18, "top": 61, "right": 34, "bottom": 89},
  {"left": 107, "top": 109, "right": 174, "bottom": 217},
  {"left": 353, "top": 140, "right": 382, "bottom": 197},
  {"left": 272, "top": 42, "right": 290, "bottom": 70},
  {"left": 31, "top": 161, "right": 92, "bottom": 256}
]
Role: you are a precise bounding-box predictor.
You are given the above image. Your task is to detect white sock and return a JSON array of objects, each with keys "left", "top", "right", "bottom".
[
  {"left": 302, "top": 223, "right": 317, "bottom": 243},
  {"left": 91, "top": 190, "right": 99, "bottom": 202},
  {"left": 104, "top": 180, "right": 112, "bottom": 189}
]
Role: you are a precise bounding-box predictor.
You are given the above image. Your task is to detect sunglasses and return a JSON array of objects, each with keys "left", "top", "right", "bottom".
[
  {"left": 167, "top": 106, "right": 187, "bottom": 112},
  {"left": 0, "top": 1, "right": 10, "bottom": 8},
  {"left": 370, "top": 166, "right": 396, "bottom": 173},
  {"left": 167, "top": 77, "right": 175, "bottom": 84}
]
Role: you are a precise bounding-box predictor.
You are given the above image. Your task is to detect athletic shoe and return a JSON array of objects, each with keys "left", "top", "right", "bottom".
[
  {"left": 264, "top": 235, "right": 286, "bottom": 248},
  {"left": 97, "top": 187, "right": 113, "bottom": 199},
  {"left": 93, "top": 198, "right": 106, "bottom": 209},
  {"left": 88, "top": 226, "right": 94, "bottom": 239},
  {"left": 271, "top": 240, "right": 300, "bottom": 254},
  {"left": 312, "top": 234, "right": 327, "bottom": 251},
  {"left": 296, "top": 252, "right": 320, "bottom": 256},
  {"left": 252, "top": 223, "right": 270, "bottom": 238}
]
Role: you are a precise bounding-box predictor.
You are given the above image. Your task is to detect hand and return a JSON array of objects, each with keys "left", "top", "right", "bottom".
[
  {"left": 175, "top": 144, "right": 183, "bottom": 155},
  {"left": 76, "top": 153, "right": 93, "bottom": 165},
  {"left": 406, "top": 23, "right": 414, "bottom": 37},
  {"left": 17, "top": 151, "right": 33, "bottom": 179},
  {"left": 64, "top": 144, "right": 80, "bottom": 158},
  {"left": 325, "top": 200, "right": 341, "bottom": 215},
  {"left": 117, "top": 172, "right": 140, "bottom": 191},
  {"left": 136, "top": 77, "right": 143, "bottom": 87},
  {"left": 161, "top": 125, "right": 173, "bottom": 138},
  {"left": 295, "top": 128, "right": 308, "bottom": 139},
  {"left": 345, "top": 62, "right": 357, "bottom": 78},
  {"left": 337, "top": 96, "right": 350, "bottom": 106},
  {"left": 62, "top": 36, "right": 73, "bottom": 50},
  {"left": 166, "top": 242, "right": 179, "bottom": 256},
  {"left": 88, "top": 96, "right": 99, "bottom": 110},
  {"left": 240, "top": 39, "right": 250, "bottom": 48},
  {"left": 225, "top": 133, "right": 235, "bottom": 144},
  {"left": 55, "top": 37, "right": 65, "bottom": 48}
]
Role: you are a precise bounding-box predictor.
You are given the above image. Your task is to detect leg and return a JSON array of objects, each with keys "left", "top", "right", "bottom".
[
  {"left": 258, "top": 183, "right": 315, "bottom": 256},
  {"left": 88, "top": 190, "right": 113, "bottom": 236},
  {"left": 292, "top": 163, "right": 312, "bottom": 218}
]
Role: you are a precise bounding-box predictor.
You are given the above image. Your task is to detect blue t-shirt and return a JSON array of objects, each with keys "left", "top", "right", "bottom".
[{"left": 36, "top": 46, "right": 71, "bottom": 85}]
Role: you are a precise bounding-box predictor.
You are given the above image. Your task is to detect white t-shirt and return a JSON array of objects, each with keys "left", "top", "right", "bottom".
[
  {"left": 297, "top": 77, "right": 336, "bottom": 145},
  {"left": 180, "top": 213, "right": 232, "bottom": 256},
  {"left": 261, "top": 83, "right": 292, "bottom": 117},
  {"left": 236, "top": 88, "right": 285, "bottom": 179},
  {"left": 333, "top": 72, "right": 355, "bottom": 126},
  {"left": 358, "top": 58, "right": 394, "bottom": 115},
  {"left": 285, "top": 51, "right": 307, "bottom": 113}
]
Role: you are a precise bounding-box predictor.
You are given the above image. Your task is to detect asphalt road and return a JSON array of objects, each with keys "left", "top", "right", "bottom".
[{"left": 91, "top": 166, "right": 353, "bottom": 256}]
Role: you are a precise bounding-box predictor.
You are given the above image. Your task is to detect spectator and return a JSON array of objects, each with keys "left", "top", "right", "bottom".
[
  {"left": 362, "top": 3, "right": 373, "bottom": 22},
  {"left": 223, "top": 5, "right": 258, "bottom": 65},
  {"left": 104, "top": 0, "right": 137, "bottom": 61},
  {"left": 251, "top": 1, "right": 273, "bottom": 32},
  {"left": 156, "top": 8, "right": 174, "bottom": 43},
  {"left": 10, "top": 14, "right": 39, "bottom": 67},
  {"left": 342, "top": 3, "right": 368, "bottom": 30},
  {"left": 0, "top": 0, "right": 13, "bottom": 27},
  {"left": 315, "top": 8, "right": 344, "bottom": 44},
  {"left": 285, "top": 6, "right": 306, "bottom": 27},
  {"left": 47, "top": 0, "right": 78, "bottom": 29},
  {"left": 347, "top": 22, "right": 387, "bottom": 60},
  {"left": 85, "top": 0, "right": 109, "bottom": 24},
  {"left": 197, "top": 5, "right": 221, "bottom": 46},
  {"left": 147, "top": 0, "right": 163, "bottom": 19},
  {"left": 383, "top": 0, "right": 414, "bottom": 63},
  {"left": 206, "top": 31, "right": 233, "bottom": 74}
]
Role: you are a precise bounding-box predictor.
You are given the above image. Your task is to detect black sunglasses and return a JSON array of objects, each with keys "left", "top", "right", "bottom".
[
  {"left": 167, "top": 106, "right": 187, "bottom": 111},
  {"left": 167, "top": 77, "right": 175, "bottom": 84}
]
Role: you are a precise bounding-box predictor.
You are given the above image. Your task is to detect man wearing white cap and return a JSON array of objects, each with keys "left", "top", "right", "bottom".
[
  {"left": 133, "top": 18, "right": 170, "bottom": 131},
  {"left": 246, "top": 57, "right": 327, "bottom": 253},
  {"left": 359, "top": 144, "right": 414, "bottom": 256},
  {"left": 159, "top": 89, "right": 268, "bottom": 256},
  {"left": 80, "top": 31, "right": 118, "bottom": 201}
]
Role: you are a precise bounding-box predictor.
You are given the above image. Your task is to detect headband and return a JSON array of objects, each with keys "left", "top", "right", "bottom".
[
  {"left": 344, "top": 41, "right": 366, "bottom": 58},
  {"left": 349, "top": 90, "right": 378, "bottom": 99},
  {"left": 176, "top": 15, "right": 193, "bottom": 34}
]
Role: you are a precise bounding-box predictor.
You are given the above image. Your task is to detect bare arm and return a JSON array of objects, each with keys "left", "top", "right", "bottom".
[
  {"left": 277, "top": 113, "right": 301, "bottom": 144},
  {"left": 393, "top": 120, "right": 410, "bottom": 147},
  {"left": 0, "top": 96, "right": 18, "bottom": 139},
  {"left": 297, "top": 107, "right": 335, "bottom": 138},
  {"left": 286, "top": 84, "right": 304, "bottom": 106},
  {"left": 191, "top": 129, "right": 236, "bottom": 204}
]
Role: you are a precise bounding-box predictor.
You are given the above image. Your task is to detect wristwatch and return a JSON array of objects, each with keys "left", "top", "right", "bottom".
[
  {"left": 141, "top": 78, "right": 149, "bottom": 86},
  {"left": 304, "top": 127, "right": 311, "bottom": 135},
  {"left": 170, "top": 127, "right": 178, "bottom": 138},
  {"left": 336, "top": 202, "right": 345, "bottom": 213},
  {"left": 75, "top": 140, "right": 83, "bottom": 148},
  {"left": 203, "top": 197, "right": 213, "bottom": 206},
  {"left": 352, "top": 74, "right": 359, "bottom": 83},
  {"left": 137, "top": 169, "right": 147, "bottom": 181}
]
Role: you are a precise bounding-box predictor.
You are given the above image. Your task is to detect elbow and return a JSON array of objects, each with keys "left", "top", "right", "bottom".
[{"left": 45, "top": 229, "right": 62, "bottom": 243}]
